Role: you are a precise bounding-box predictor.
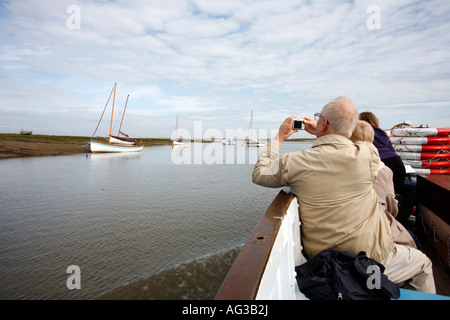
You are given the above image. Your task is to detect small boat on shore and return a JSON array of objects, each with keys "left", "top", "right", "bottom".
[
  {"left": 89, "top": 83, "right": 143, "bottom": 153},
  {"left": 20, "top": 129, "right": 32, "bottom": 135},
  {"left": 216, "top": 175, "right": 450, "bottom": 300}
]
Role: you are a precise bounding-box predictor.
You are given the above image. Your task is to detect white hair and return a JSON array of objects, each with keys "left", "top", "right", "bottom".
[{"left": 321, "top": 96, "right": 358, "bottom": 137}]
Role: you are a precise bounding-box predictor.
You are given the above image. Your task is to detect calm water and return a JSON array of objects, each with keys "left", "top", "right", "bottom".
[{"left": 0, "top": 141, "right": 311, "bottom": 300}]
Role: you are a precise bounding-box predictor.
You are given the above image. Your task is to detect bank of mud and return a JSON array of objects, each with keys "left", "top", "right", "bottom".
[{"left": 0, "top": 134, "right": 171, "bottom": 159}]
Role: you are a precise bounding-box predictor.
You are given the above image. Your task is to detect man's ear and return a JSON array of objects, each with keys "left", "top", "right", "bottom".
[{"left": 318, "top": 117, "right": 328, "bottom": 133}]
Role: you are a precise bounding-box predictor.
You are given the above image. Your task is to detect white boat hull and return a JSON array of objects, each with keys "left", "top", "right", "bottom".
[
  {"left": 90, "top": 141, "right": 143, "bottom": 153},
  {"left": 247, "top": 139, "right": 265, "bottom": 147},
  {"left": 172, "top": 141, "right": 185, "bottom": 146},
  {"left": 222, "top": 139, "right": 236, "bottom": 145}
]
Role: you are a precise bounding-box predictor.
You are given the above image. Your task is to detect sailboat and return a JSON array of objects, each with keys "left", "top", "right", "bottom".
[
  {"left": 89, "top": 83, "right": 144, "bottom": 153},
  {"left": 246, "top": 110, "right": 265, "bottom": 147},
  {"left": 171, "top": 115, "right": 185, "bottom": 147},
  {"left": 222, "top": 137, "right": 237, "bottom": 145}
]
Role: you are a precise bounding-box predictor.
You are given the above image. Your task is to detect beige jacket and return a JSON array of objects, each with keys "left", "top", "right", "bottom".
[
  {"left": 373, "top": 163, "right": 417, "bottom": 248},
  {"left": 252, "top": 134, "right": 395, "bottom": 262}
]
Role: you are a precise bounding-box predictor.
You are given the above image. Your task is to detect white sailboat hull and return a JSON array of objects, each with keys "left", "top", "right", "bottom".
[
  {"left": 247, "top": 139, "right": 265, "bottom": 147},
  {"left": 172, "top": 140, "right": 185, "bottom": 146},
  {"left": 90, "top": 141, "right": 143, "bottom": 153},
  {"left": 247, "top": 142, "right": 265, "bottom": 147},
  {"left": 222, "top": 139, "right": 236, "bottom": 145}
]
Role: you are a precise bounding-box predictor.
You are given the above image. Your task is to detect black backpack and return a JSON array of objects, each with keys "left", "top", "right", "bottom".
[{"left": 295, "top": 249, "right": 400, "bottom": 300}]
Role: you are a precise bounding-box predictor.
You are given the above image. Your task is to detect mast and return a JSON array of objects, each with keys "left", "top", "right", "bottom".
[
  {"left": 118, "top": 94, "right": 129, "bottom": 136},
  {"left": 249, "top": 110, "right": 254, "bottom": 140},
  {"left": 175, "top": 115, "right": 178, "bottom": 141},
  {"left": 251, "top": 110, "right": 253, "bottom": 134},
  {"left": 109, "top": 82, "right": 117, "bottom": 144}
]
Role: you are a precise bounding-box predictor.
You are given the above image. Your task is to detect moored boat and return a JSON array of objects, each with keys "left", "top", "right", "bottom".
[
  {"left": 222, "top": 138, "right": 237, "bottom": 145},
  {"left": 246, "top": 138, "right": 265, "bottom": 147},
  {"left": 89, "top": 83, "right": 143, "bottom": 153},
  {"left": 90, "top": 141, "right": 143, "bottom": 153},
  {"left": 171, "top": 115, "right": 185, "bottom": 147},
  {"left": 20, "top": 129, "right": 32, "bottom": 135},
  {"left": 246, "top": 110, "right": 265, "bottom": 147}
]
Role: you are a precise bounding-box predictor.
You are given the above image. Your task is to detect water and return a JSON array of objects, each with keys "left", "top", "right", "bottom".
[{"left": 0, "top": 141, "right": 311, "bottom": 299}]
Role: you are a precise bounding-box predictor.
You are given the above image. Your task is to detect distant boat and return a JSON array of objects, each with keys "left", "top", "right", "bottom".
[
  {"left": 89, "top": 83, "right": 143, "bottom": 153},
  {"left": 171, "top": 115, "right": 185, "bottom": 147},
  {"left": 20, "top": 129, "right": 32, "bottom": 135},
  {"left": 246, "top": 110, "right": 265, "bottom": 147},
  {"left": 222, "top": 137, "right": 237, "bottom": 145}
]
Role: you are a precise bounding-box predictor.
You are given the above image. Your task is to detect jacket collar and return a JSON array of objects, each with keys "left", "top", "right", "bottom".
[{"left": 312, "top": 134, "right": 352, "bottom": 148}]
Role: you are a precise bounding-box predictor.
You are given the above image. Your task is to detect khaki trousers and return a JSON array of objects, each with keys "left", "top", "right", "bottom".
[{"left": 382, "top": 244, "right": 436, "bottom": 294}]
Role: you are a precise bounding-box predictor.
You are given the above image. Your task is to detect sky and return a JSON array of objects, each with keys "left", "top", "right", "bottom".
[{"left": 1, "top": 0, "right": 450, "bottom": 139}]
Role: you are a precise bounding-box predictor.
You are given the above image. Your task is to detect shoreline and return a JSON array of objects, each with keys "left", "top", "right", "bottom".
[
  {"left": 0, "top": 133, "right": 172, "bottom": 159},
  {"left": 0, "top": 133, "right": 315, "bottom": 160}
]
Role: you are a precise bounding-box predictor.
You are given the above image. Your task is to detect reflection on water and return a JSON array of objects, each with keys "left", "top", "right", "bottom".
[{"left": 0, "top": 141, "right": 311, "bottom": 299}]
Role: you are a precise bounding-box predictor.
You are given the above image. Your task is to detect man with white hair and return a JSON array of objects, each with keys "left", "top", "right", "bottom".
[{"left": 252, "top": 97, "right": 435, "bottom": 294}]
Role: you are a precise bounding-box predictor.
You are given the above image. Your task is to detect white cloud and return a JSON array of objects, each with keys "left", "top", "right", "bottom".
[{"left": 0, "top": 0, "right": 449, "bottom": 137}]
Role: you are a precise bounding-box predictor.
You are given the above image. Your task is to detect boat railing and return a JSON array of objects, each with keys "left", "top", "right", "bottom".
[{"left": 215, "top": 189, "right": 308, "bottom": 300}]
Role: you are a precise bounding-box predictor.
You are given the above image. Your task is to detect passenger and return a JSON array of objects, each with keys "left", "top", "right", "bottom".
[
  {"left": 252, "top": 97, "right": 435, "bottom": 293},
  {"left": 350, "top": 120, "right": 417, "bottom": 249},
  {"left": 359, "top": 111, "right": 416, "bottom": 227},
  {"left": 359, "top": 111, "right": 406, "bottom": 194}
]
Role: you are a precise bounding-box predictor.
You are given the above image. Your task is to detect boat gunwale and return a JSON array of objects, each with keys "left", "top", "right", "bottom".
[{"left": 215, "top": 190, "right": 295, "bottom": 300}]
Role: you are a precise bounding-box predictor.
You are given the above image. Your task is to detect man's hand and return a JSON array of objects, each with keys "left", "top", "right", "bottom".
[
  {"left": 275, "top": 115, "right": 318, "bottom": 143},
  {"left": 302, "top": 116, "right": 317, "bottom": 135},
  {"left": 277, "top": 115, "right": 298, "bottom": 143}
]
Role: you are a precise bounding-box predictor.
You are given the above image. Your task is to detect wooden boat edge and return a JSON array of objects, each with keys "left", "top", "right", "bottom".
[{"left": 215, "top": 190, "right": 295, "bottom": 300}]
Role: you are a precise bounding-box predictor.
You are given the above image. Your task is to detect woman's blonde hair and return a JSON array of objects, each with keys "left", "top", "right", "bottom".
[{"left": 350, "top": 120, "right": 375, "bottom": 143}]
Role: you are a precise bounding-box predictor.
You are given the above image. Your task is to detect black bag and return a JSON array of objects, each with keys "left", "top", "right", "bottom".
[{"left": 295, "top": 249, "right": 400, "bottom": 300}]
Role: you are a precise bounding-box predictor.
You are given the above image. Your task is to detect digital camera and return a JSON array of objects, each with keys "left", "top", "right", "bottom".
[{"left": 293, "top": 119, "right": 304, "bottom": 130}]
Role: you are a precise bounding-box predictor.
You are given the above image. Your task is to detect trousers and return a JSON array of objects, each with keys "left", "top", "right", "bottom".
[{"left": 381, "top": 244, "right": 436, "bottom": 294}]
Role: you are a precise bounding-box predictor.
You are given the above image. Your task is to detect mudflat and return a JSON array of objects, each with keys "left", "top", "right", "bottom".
[{"left": 0, "top": 134, "right": 171, "bottom": 159}]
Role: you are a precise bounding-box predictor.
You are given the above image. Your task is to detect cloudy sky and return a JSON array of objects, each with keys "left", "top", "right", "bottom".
[{"left": 1, "top": 0, "right": 449, "bottom": 139}]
